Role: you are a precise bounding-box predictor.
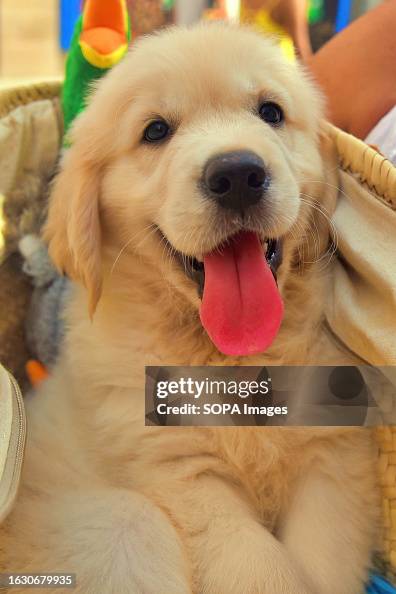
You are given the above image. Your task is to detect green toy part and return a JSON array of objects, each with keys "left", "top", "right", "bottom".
[{"left": 62, "top": 0, "right": 131, "bottom": 139}]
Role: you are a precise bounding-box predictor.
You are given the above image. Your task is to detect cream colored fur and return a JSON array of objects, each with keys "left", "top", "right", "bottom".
[{"left": 0, "top": 24, "right": 378, "bottom": 594}]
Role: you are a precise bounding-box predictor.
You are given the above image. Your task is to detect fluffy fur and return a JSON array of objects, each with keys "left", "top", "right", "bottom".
[{"left": 0, "top": 24, "right": 378, "bottom": 594}]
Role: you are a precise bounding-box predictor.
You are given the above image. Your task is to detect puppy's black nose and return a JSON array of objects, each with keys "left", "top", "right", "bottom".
[{"left": 203, "top": 151, "right": 269, "bottom": 212}]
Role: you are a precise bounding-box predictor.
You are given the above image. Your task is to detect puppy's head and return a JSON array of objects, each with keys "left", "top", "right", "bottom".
[{"left": 46, "top": 23, "right": 336, "bottom": 356}]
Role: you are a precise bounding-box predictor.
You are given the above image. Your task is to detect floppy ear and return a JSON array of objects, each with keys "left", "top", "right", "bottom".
[
  {"left": 44, "top": 54, "right": 135, "bottom": 314},
  {"left": 44, "top": 134, "right": 103, "bottom": 316}
]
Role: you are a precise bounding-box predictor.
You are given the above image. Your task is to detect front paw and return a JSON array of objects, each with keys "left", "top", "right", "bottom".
[{"left": 194, "top": 526, "right": 312, "bottom": 594}]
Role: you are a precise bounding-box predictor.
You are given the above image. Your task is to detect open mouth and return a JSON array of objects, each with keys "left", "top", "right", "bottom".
[
  {"left": 184, "top": 237, "right": 283, "bottom": 298},
  {"left": 157, "top": 228, "right": 284, "bottom": 356}
]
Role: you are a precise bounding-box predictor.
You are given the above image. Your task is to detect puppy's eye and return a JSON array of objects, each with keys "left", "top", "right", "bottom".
[
  {"left": 259, "top": 102, "right": 284, "bottom": 126},
  {"left": 143, "top": 120, "right": 170, "bottom": 143}
]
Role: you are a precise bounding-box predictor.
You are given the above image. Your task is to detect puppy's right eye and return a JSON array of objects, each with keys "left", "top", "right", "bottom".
[{"left": 143, "top": 120, "right": 170, "bottom": 143}]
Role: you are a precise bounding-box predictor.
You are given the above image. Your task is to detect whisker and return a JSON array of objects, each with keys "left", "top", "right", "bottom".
[
  {"left": 110, "top": 223, "right": 157, "bottom": 276},
  {"left": 299, "top": 179, "right": 352, "bottom": 203}
]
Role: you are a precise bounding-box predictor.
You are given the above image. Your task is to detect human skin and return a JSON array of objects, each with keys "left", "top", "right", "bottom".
[{"left": 307, "top": 0, "right": 396, "bottom": 139}]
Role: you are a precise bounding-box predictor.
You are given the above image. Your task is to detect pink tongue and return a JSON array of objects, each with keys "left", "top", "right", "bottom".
[{"left": 200, "top": 231, "right": 284, "bottom": 356}]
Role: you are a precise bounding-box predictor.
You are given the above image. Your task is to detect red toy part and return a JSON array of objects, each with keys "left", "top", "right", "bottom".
[{"left": 26, "top": 360, "right": 49, "bottom": 387}]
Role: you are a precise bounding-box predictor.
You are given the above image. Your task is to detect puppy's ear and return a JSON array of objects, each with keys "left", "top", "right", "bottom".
[
  {"left": 44, "top": 131, "right": 102, "bottom": 316},
  {"left": 301, "top": 125, "right": 339, "bottom": 265}
]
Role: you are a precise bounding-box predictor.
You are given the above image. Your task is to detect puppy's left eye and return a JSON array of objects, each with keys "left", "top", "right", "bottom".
[
  {"left": 259, "top": 102, "right": 284, "bottom": 126},
  {"left": 143, "top": 120, "right": 170, "bottom": 143}
]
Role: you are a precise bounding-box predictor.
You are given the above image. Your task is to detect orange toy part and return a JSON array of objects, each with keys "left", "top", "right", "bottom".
[
  {"left": 83, "top": 0, "right": 127, "bottom": 34},
  {"left": 81, "top": 0, "right": 128, "bottom": 54},
  {"left": 81, "top": 28, "right": 125, "bottom": 54},
  {"left": 26, "top": 360, "right": 49, "bottom": 387}
]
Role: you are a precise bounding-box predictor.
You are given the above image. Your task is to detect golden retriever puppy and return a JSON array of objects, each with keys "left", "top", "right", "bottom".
[{"left": 0, "top": 23, "right": 378, "bottom": 594}]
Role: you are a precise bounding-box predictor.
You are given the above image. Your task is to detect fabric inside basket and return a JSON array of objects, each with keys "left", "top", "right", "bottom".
[{"left": 326, "top": 168, "right": 396, "bottom": 365}]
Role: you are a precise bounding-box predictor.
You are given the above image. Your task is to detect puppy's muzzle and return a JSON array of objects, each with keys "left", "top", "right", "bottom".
[{"left": 202, "top": 150, "right": 270, "bottom": 214}]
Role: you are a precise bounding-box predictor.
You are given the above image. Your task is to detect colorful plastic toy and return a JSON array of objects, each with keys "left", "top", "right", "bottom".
[
  {"left": 204, "top": 1, "right": 295, "bottom": 62},
  {"left": 240, "top": 4, "right": 295, "bottom": 62},
  {"left": 26, "top": 360, "right": 49, "bottom": 387},
  {"left": 62, "top": 0, "right": 131, "bottom": 137},
  {"left": 367, "top": 573, "right": 396, "bottom": 593},
  {"left": 24, "top": 0, "right": 132, "bottom": 385},
  {"left": 59, "top": 0, "right": 81, "bottom": 51}
]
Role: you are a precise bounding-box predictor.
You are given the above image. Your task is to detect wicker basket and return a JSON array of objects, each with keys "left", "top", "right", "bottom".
[
  {"left": 0, "top": 82, "right": 396, "bottom": 581},
  {"left": 0, "top": 364, "right": 25, "bottom": 524}
]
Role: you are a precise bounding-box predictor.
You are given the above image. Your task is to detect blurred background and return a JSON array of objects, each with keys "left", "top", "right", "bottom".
[{"left": 0, "top": 0, "right": 383, "bottom": 87}]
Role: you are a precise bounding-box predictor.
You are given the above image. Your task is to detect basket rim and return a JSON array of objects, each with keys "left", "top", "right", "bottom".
[
  {"left": 323, "top": 121, "right": 396, "bottom": 209},
  {"left": 0, "top": 81, "right": 61, "bottom": 120},
  {"left": 0, "top": 81, "right": 395, "bottom": 208}
]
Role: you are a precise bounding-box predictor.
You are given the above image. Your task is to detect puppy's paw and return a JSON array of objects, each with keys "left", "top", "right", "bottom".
[
  {"left": 6, "top": 488, "right": 192, "bottom": 594},
  {"left": 195, "top": 524, "right": 311, "bottom": 594},
  {"left": 62, "top": 489, "right": 193, "bottom": 594}
]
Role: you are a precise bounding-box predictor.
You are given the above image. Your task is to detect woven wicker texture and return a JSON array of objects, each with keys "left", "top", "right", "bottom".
[
  {"left": 0, "top": 81, "right": 61, "bottom": 120},
  {"left": 376, "top": 426, "right": 396, "bottom": 580},
  {"left": 1, "top": 83, "right": 396, "bottom": 581},
  {"left": 324, "top": 121, "right": 396, "bottom": 209}
]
